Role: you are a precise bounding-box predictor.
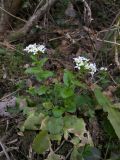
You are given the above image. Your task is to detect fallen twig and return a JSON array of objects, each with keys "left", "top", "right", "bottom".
[
  {"left": 114, "top": 17, "right": 120, "bottom": 70},
  {"left": 0, "top": 141, "right": 11, "bottom": 160},
  {"left": 0, "top": 89, "right": 20, "bottom": 102},
  {"left": 0, "top": 6, "right": 26, "bottom": 23},
  {"left": 0, "top": 146, "right": 18, "bottom": 158},
  {"left": 96, "top": 38, "right": 120, "bottom": 46}
]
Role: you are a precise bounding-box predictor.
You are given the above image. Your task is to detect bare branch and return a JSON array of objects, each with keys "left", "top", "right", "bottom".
[
  {"left": 0, "top": 6, "right": 26, "bottom": 23},
  {"left": 22, "top": 0, "right": 57, "bottom": 33}
]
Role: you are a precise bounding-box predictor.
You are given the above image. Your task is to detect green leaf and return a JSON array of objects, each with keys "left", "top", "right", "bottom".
[
  {"left": 32, "top": 57, "right": 48, "bottom": 66},
  {"left": 36, "top": 70, "right": 54, "bottom": 81},
  {"left": 65, "top": 103, "right": 76, "bottom": 113},
  {"left": 27, "top": 87, "right": 36, "bottom": 95},
  {"left": 93, "top": 87, "right": 120, "bottom": 139},
  {"left": 49, "top": 134, "right": 62, "bottom": 141},
  {"left": 32, "top": 130, "right": 50, "bottom": 154},
  {"left": 102, "top": 118, "right": 117, "bottom": 138},
  {"left": 71, "top": 137, "right": 80, "bottom": 146},
  {"left": 52, "top": 107, "right": 64, "bottom": 117},
  {"left": 36, "top": 85, "right": 48, "bottom": 95},
  {"left": 63, "top": 69, "right": 74, "bottom": 86},
  {"left": 43, "top": 101, "right": 54, "bottom": 110},
  {"left": 22, "top": 112, "right": 44, "bottom": 130},
  {"left": 64, "top": 97, "right": 77, "bottom": 113},
  {"left": 70, "top": 147, "right": 82, "bottom": 160},
  {"left": 64, "top": 115, "right": 85, "bottom": 138},
  {"left": 47, "top": 117, "right": 63, "bottom": 134},
  {"left": 73, "top": 80, "right": 87, "bottom": 89},
  {"left": 81, "top": 146, "right": 101, "bottom": 160},
  {"left": 45, "top": 152, "right": 62, "bottom": 160},
  {"left": 64, "top": 115, "right": 93, "bottom": 145},
  {"left": 25, "top": 67, "right": 40, "bottom": 74},
  {"left": 75, "top": 95, "right": 93, "bottom": 107},
  {"left": 41, "top": 70, "right": 54, "bottom": 79},
  {"left": 60, "top": 87, "right": 74, "bottom": 98},
  {"left": 37, "top": 58, "right": 48, "bottom": 67}
]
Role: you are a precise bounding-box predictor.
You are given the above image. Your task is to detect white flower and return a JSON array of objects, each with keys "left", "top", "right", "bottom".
[
  {"left": 24, "top": 44, "right": 46, "bottom": 54},
  {"left": 73, "top": 56, "right": 97, "bottom": 76},
  {"left": 89, "top": 63, "right": 97, "bottom": 75},
  {"left": 100, "top": 67, "right": 107, "bottom": 71},
  {"left": 37, "top": 45, "right": 46, "bottom": 53}
]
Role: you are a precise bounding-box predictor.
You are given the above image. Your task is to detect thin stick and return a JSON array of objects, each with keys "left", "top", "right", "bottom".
[
  {"left": 114, "top": 19, "right": 120, "bottom": 70},
  {"left": 0, "top": 89, "right": 20, "bottom": 102},
  {"left": 0, "top": 147, "right": 18, "bottom": 157},
  {"left": 104, "top": 137, "right": 111, "bottom": 160},
  {"left": 33, "top": 0, "right": 45, "bottom": 14},
  {"left": 108, "top": 72, "right": 118, "bottom": 86},
  {"left": 0, "top": 141, "right": 11, "bottom": 160},
  {"left": 54, "top": 140, "right": 65, "bottom": 153},
  {"left": 0, "top": 6, "right": 27, "bottom": 23},
  {"left": 65, "top": 149, "right": 73, "bottom": 160},
  {"left": 96, "top": 38, "right": 120, "bottom": 46}
]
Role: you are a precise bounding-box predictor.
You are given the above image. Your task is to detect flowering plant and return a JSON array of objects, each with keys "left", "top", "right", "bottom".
[
  {"left": 73, "top": 56, "right": 97, "bottom": 77},
  {"left": 100, "top": 67, "right": 107, "bottom": 71},
  {"left": 24, "top": 43, "right": 46, "bottom": 54},
  {"left": 18, "top": 45, "right": 120, "bottom": 159}
]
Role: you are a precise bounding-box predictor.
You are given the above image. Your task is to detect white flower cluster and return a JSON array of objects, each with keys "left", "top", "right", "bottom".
[
  {"left": 24, "top": 43, "right": 46, "bottom": 54},
  {"left": 73, "top": 56, "right": 97, "bottom": 76},
  {"left": 100, "top": 67, "right": 107, "bottom": 71}
]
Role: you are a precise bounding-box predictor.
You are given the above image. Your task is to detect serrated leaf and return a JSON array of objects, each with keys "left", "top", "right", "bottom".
[
  {"left": 32, "top": 130, "right": 50, "bottom": 154},
  {"left": 93, "top": 87, "right": 120, "bottom": 139}
]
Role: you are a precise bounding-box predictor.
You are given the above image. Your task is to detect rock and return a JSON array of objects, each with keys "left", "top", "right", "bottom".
[
  {"left": 0, "top": 96, "right": 16, "bottom": 117},
  {"left": 65, "top": 2, "right": 76, "bottom": 18}
]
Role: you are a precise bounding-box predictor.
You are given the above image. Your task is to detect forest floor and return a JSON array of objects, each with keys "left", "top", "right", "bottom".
[{"left": 0, "top": 1, "right": 120, "bottom": 160}]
